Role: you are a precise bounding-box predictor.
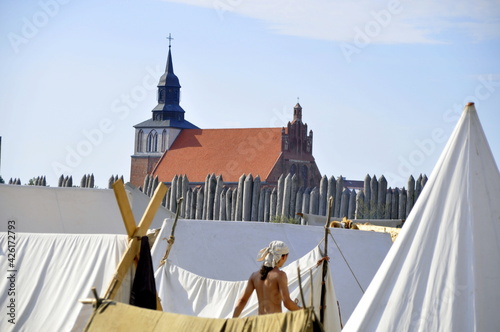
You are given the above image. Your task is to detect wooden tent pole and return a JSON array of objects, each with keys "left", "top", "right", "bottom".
[
  {"left": 112, "top": 179, "right": 136, "bottom": 238},
  {"left": 297, "top": 267, "right": 306, "bottom": 308},
  {"left": 104, "top": 181, "right": 168, "bottom": 301},
  {"left": 320, "top": 196, "right": 333, "bottom": 325},
  {"left": 309, "top": 269, "right": 314, "bottom": 308}
]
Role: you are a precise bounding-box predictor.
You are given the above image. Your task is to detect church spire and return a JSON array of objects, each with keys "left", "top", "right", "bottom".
[
  {"left": 152, "top": 34, "right": 185, "bottom": 121},
  {"left": 159, "top": 34, "right": 180, "bottom": 88}
]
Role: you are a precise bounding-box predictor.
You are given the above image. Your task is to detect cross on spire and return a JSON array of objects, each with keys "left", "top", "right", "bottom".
[{"left": 167, "top": 33, "right": 174, "bottom": 48}]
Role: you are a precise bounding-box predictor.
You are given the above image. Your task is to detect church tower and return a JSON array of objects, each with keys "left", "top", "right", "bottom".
[{"left": 130, "top": 36, "right": 198, "bottom": 187}]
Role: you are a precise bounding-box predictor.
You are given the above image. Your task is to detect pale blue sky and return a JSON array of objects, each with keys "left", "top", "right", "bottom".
[{"left": 1, "top": 0, "right": 499, "bottom": 189}]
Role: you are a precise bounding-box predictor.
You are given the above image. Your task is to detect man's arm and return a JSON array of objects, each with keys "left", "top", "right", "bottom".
[
  {"left": 232, "top": 275, "right": 255, "bottom": 318},
  {"left": 278, "top": 271, "right": 301, "bottom": 311}
]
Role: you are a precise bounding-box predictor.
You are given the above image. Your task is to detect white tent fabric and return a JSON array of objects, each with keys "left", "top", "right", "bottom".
[
  {"left": 151, "top": 218, "right": 393, "bottom": 323},
  {"left": 0, "top": 183, "right": 173, "bottom": 331},
  {"left": 0, "top": 183, "right": 174, "bottom": 234},
  {"left": 0, "top": 233, "right": 129, "bottom": 332},
  {"left": 343, "top": 104, "right": 500, "bottom": 331},
  {"left": 155, "top": 245, "right": 341, "bottom": 331}
]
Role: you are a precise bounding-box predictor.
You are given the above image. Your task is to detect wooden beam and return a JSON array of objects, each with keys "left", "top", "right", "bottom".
[
  {"left": 104, "top": 182, "right": 168, "bottom": 301},
  {"left": 112, "top": 179, "right": 137, "bottom": 238},
  {"left": 136, "top": 182, "right": 169, "bottom": 234}
]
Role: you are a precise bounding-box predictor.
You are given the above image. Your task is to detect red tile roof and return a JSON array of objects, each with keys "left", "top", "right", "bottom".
[{"left": 152, "top": 128, "right": 284, "bottom": 183}]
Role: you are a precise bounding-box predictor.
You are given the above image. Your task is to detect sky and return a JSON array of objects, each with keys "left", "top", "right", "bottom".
[{"left": 0, "top": 0, "right": 499, "bottom": 189}]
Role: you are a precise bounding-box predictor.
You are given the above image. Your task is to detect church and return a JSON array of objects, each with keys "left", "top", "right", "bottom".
[{"left": 130, "top": 42, "right": 322, "bottom": 189}]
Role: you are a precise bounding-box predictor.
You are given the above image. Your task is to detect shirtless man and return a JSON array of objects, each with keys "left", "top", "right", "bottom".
[{"left": 232, "top": 240, "right": 301, "bottom": 317}]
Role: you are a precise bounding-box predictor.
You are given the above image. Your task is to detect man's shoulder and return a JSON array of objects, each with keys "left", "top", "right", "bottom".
[
  {"left": 250, "top": 271, "right": 262, "bottom": 282},
  {"left": 268, "top": 269, "right": 287, "bottom": 279}
]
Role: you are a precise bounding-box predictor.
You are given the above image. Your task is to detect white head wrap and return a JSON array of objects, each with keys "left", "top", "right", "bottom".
[{"left": 256, "top": 241, "right": 289, "bottom": 268}]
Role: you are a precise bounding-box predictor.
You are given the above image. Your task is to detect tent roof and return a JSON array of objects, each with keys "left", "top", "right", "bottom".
[
  {"left": 0, "top": 183, "right": 174, "bottom": 233},
  {"left": 344, "top": 103, "right": 500, "bottom": 331}
]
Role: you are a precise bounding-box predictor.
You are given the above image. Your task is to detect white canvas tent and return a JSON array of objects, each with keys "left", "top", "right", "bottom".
[
  {"left": 151, "top": 218, "right": 393, "bottom": 327},
  {"left": 0, "top": 232, "right": 129, "bottom": 331},
  {"left": 343, "top": 103, "right": 500, "bottom": 331},
  {"left": 0, "top": 180, "right": 392, "bottom": 331},
  {"left": 0, "top": 183, "right": 174, "bottom": 233},
  {"left": 0, "top": 182, "right": 173, "bottom": 331}
]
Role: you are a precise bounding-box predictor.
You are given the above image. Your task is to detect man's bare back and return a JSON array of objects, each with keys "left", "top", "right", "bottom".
[
  {"left": 250, "top": 268, "right": 297, "bottom": 314},
  {"left": 232, "top": 241, "right": 301, "bottom": 318}
]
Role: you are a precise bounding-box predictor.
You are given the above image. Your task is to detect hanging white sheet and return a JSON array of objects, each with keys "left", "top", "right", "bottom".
[
  {"left": 151, "top": 218, "right": 392, "bottom": 322},
  {"left": 155, "top": 245, "right": 342, "bottom": 331}
]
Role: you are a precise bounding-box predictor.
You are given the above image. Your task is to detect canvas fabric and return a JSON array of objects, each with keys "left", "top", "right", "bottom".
[
  {"left": 151, "top": 218, "right": 392, "bottom": 323},
  {"left": 155, "top": 244, "right": 341, "bottom": 331},
  {"left": 0, "top": 183, "right": 174, "bottom": 234},
  {"left": 343, "top": 104, "right": 500, "bottom": 331},
  {"left": 85, "top": 301, "right": 323, "bottom": 332},
  {"left": 0, "top": 233, "right": 130, "bottom": 332}
]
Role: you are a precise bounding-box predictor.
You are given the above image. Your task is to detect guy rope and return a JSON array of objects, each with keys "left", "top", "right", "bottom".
[{"left": 159, "top": 197, "right": 183, "bottom": 266}]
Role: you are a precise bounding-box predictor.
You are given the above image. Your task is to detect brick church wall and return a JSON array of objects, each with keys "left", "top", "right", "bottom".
[{"left": 130, "top": 156, "right": 161, "bottom": 188}]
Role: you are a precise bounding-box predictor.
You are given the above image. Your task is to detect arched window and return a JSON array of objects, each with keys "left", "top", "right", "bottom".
[
  {"left": 147, "top": 130, "right": 158, "bottom": 152},
  {"left": 137, "top": 130, "right": 144, "bottom": 153},
  {"left": 161, "top": 129, "right": 167, "bottom": 152}
]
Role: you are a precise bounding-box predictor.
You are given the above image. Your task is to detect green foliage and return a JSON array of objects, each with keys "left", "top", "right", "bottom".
[
  {"left": 270, "top": 215, "right": 300, "bottom": 224},
  {"left": 355, "top": 200, "right": 390, "bottom": 219},
  {"left": 0, "top": 175, "right": 4, "bottom": 184}
]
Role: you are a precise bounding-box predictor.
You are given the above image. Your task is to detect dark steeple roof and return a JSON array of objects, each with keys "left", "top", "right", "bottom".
[
  {"left": 158, "top": 46, "right": 180, "bottom": 88},
  {"left": 144, "top": 37, "right": 198, "bottom": 129}
]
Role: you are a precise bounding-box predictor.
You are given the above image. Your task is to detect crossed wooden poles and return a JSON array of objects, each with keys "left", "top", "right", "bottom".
[{"left": 102, "top": 178, "right": 168, "bottom": 309}]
